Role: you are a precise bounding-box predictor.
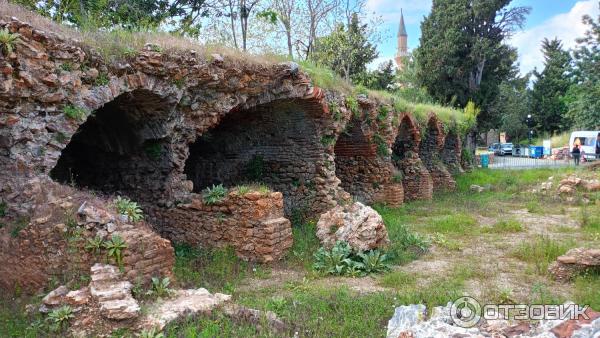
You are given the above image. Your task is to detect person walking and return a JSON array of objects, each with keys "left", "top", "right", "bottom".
[
  {"left": 596, "top": 134, "right": 600, "bottom": 160},
  {"left": 572, "top": 143, "right": 581, "bottom": 166}
]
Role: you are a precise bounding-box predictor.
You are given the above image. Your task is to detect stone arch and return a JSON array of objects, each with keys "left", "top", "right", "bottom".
[
  {"left": 392, "top": 114, "right": 433, "bottom": 201},
  {"left": 334, "top": 109, "right": 403, "bottom": 206},
  {"left": 442, "top": 129, "right": 463, "bottom": 176},
  {"left": 182, "top": 97, "right": 330, "bottom": 215},
  {"left": 419, "top": 114, "right": 456, "bottom": 192},
  {"left": 49, "top": 88, "right": 182, "bottom": 202}
]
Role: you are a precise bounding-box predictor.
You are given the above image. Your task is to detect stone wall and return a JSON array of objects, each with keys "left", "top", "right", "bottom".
[
  {"left": 334, "top": 99, "right": 403, "bottom": 206},
  {"left": 0, "top": 177, "right": 174, "bottom": 292},
  {"left": 153, "top": 189, "right": 292, "bottom": 263},
  {"left": 391, "top": 114, "right": 433, "bottom": 201},
  {"left": 419, "top": 115, "right": 456, "bottom": 192},
  {"left": 442, "top": 130, "right": 463, "bottom": 176}
]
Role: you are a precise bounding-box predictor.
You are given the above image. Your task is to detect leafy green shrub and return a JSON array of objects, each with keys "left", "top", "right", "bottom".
[
  {"left": 46, "top": 305, "right": 74, "bottom": 332},
  {"left": 94, "top": 72, "right": 110, "bottom": 86},
  {"left": 63, "top": 105, "right": 88, "bottom": 121},
  {"left": 140, "top": 327, "right": 165, "bottom": 338},
  {"left": 104, "top": 235, "right": 128, "bottom": 269},
  {"left": 236, "top": 185, "right": 251, "bottom": 195},
  {"left": 59, "top": 62, "right": 73, "bottom": 71},
  {"left": 202, "top": 184, "right": 227, "bottom": 204},
  {"left": 84, "top": 236, "right": 105, "bottom": 255},
  {"left": 358, "top": 250, "right": 391, "bottom": 274},
  {"left": 0, "top": 29, "right": 19, "bottom": 56},
  {"left": 320, "top": 135, "right": 336, "bottom": 146},
  {"left": 0, "top": 201, "right": 6, "bottom": 217},
  {"left": 114, "top": 196, "right": 144, "bottom": 222},
  {"left": 313, "top": 241, "right": 391, "bottom": 277},
  {"left": 147, "top": 277, "right": 174, "bottom": 298},
  {"left": 345, "top": 96, "right": 360, "bottom": 118}
]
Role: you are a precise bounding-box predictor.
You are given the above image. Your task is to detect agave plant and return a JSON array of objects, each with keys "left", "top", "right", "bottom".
[{"left": 358, "top": 250, "right": 391, "bottom": 274}]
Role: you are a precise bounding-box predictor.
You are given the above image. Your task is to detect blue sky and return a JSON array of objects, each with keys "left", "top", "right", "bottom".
[{"left": 367, "top": 0, "right": 600, "bottom": 74}]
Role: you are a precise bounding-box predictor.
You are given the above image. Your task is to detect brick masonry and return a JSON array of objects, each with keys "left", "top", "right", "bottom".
[{"left": 420, "top": 115, "right": 456, "bottom": 192}]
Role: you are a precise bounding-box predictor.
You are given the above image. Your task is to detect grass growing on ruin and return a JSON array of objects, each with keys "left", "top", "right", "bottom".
[{"left": 511, "top": 235, "right": 575, "bottom": 275}]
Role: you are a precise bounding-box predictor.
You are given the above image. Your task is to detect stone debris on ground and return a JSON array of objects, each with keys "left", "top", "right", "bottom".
[
  {"left": 139, "top": 288, "right": 231, "bottom": 330},
  {"left": 386, "top": 302, "right": 600, "bottom": 338},
  {"left": 548, "top": 248, "right": 600, "bottom": 282},
  {"left": 316, "top": 201, "right": 390, "bottom": 251},
  {"left": 222, "top": 303, "right": 288, "bottom": 333},
  {"left": 89, "top": 263, "right": 140, "bottom": 320}
]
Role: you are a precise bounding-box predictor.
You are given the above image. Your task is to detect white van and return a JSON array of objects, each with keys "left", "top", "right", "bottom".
[{"left": 570, "top": 131, "right": 600, "bottom": 160}]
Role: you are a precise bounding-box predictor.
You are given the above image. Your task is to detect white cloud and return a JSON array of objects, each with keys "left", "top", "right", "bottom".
[
  {"left": 368, "top": 56, "right": 396, "bottom": 70},
  {"left": 509, "top": 0, "right": 599, "bottom": 75}
]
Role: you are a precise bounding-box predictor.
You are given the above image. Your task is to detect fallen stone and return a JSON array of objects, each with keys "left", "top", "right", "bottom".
[
  {"left": 65, "top": 288, "right": 90, "bottom": 306},
  {"left": 223, "top": 303, "right": 287, "bottom": 333},
  {"left": 42, "top": 285, "right": 69, "bottom": 306},
  {"left": 140, "top": 288, "right": 231, "bottom": 330},
  {"left": 316, "top": 202, "right": 389, "bottom": 251},
  {"left": 548, "top": 248, "right": 600, "bottom": 281},
  {"left": 470, "top": 184, "right": 485, "bottom": 193},
  {"left": 89, "top": 264, "right": 140, "bottom": 320}
]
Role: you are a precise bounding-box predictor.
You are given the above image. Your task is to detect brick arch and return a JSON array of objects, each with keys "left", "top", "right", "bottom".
[
  {"left": 442, "top": 129, "right": 463, "bottom": 176},
  {"left": 48, "top": 83, "right": 185, "bottom": 203},
  {"left": 392, "top": 113, "right": 433, "bottom": 201},
  {"left": 420, "top": 114, "right": 456, "bottom": 192}
]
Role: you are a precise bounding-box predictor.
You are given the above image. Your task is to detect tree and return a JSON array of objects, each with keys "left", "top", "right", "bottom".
[
  {"left": 565, "top": 8, "right": 600, "bottom": 130},
  {"left": 531, "top": 38, "right": 573, "bottom": 134},
  {"left": 311, "top": 13, "right": 378, "bottom": 81},
  {"left": 355, "top": 60, "right": 395, "bottom": 90},
  {"left": 271, "top": 0, "right": 297, "bottom": 58},
  {"left": 394, "top": 53, "right": 434, "bottom": 103},
  {"left": 489, "top": 70, "right": 531, "bottom": 142},
  {"left": 414, "top": 0, "right": 530, "bottom": 130},
  {"left": 297, "top": 0, "right": 338, "bottom": 59}
]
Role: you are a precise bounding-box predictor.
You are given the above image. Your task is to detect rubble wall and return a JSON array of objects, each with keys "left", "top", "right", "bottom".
[
  {"left": 419, "top": 115, "right": 456, "bottom": 192},
  {"left": 154, "top": 189, "right": 292, "bottom": 263},
  {"left": 334, "top": 99, "right": 403, "bottom": 206},
  {"left": 391, "top": 114, "right": 433, "bottom": 201},
  {"left": 442, "top": 130, "right": 463, "bottom": 176}
]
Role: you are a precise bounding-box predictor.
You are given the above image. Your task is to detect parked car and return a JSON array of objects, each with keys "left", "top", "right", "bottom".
[
  {"left": 570, "top": 131, "right": 600, "bottom": 160},
  {"left": 489, "top": 143, "right": 513, "bottom": 156}
]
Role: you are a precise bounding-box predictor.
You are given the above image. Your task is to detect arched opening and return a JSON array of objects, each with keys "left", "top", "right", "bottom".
[
  {"left": 392, "top": 115, "right": 433, "bottom": 201},
  {"left": 420, "top": 116, "right": 456, "bottom": 192},
  {"left": 442, "top": 130, "right": 463, "bottom": 176},
  {"left": 50, "top": 90, "right": 176, "bottom": 201},
  {"left": 183, "top": 99, "right": 325, "bottom": 215}
]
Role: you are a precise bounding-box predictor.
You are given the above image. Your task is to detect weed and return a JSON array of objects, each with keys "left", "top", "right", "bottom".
[
  {"left": 426, "top": 213, "right": 478, "bottom": 235},
  {"left": 313, "top": 241, "right": 390, "bottom": 276},
  {"left": 373, "top": 133, "right": 388, "bottom": 157},
  {"left": 320, "top": 135, "right": 336, "bottom": 146},
  {"left": 147, "top": 277, "right": 174, "bottom": 298},
  {"left": 144, "top": 141, "right": 162, "bottom": 160},
  {"left": 63, "top": 105, "right": 88, "bottom": 121},
  {"left": 46, "top": 305, "right": 74, "bottom": 332},
  {"left": 10, "top": 218, "right": 27, "bottom": 238},
  {"left": 104, "top": 235, "right": 128, "bottom": 269},
  {"left": 173, "top": 77, "right": 185, "bottom": 89},
  {"left": 84, "top": 236, "right": 105, "bottom": 255},
  {"left": 202, "top": 184, "right": 227, "bottom": 205},
  {"left": 345, "top": 96, "right": 360, "bottom": 118},
  {"left": 529, "top": 282, "right": 563, "bottom": 304},
  {"left": 573, "top": 270, "right": 600, "bottom": 309},
  {"left": 236, "top": 185, "right": 251, "bottom": 195},
  {"left": 140, "top": 327, "right": 165, "bottom": 338},
  {"left": 379, "top": 271, "right": 417, "bottom": 289},
  {"left": 0, "top": 201, "right": 6, "bottom": 217},
  {"left": 0, "top": 29, "right": 19, "bottom": 56},
  {"left": 245, "top": 155, "right": 265, "bottom": 182},
  {"left": 114, "top": 196, "right": 144, "bottom": 222},
  {"left": 484, "top": 219, "right": 524, "bottom": 233},
  {"left": 59, "top": 62, "right": 73, "bottom": 71},
  {"left": 94, "top": 72, "right": 110, "bottom": 86},
  {"left": 512, "top": 235, "right": 573, "bottom": 275},
  {"left": 430, "top": 232, "right": 462, "bottom": 251},
  {"left": 358, "top": 250, "right": 391, "bottom": 274}
]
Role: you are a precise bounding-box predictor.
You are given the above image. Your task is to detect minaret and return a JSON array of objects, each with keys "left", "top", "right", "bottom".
[{"left": 395, "top": 9, "right": 408, "bottom": 70}]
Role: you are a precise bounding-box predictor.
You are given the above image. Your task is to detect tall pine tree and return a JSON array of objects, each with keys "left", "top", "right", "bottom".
[
  {"left": 414, "top": 0, "right": 529, "bottom": 130},
  {"left": 531, "top": 38, "right": 573, "bottom": 134}
]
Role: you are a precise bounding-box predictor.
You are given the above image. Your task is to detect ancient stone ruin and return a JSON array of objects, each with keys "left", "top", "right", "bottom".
[{"left": 0, "top": 14, "right": 463, "bottom": 292}]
